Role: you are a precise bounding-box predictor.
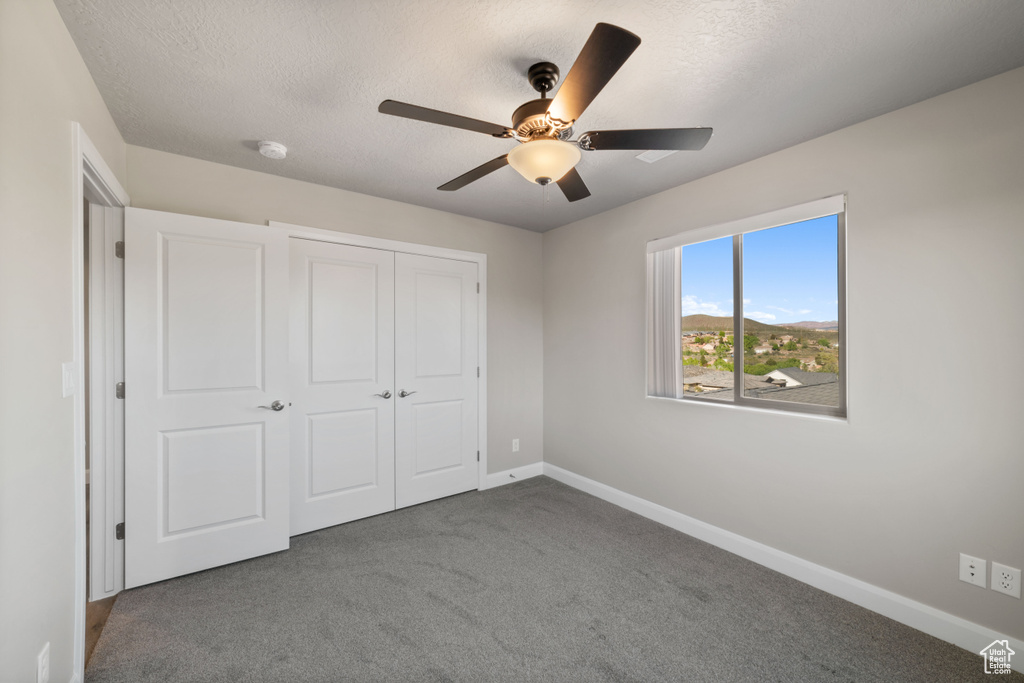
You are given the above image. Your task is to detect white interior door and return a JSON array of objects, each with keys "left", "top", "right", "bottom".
[
  {"left": 87, "top": 203, "right": 125, "bottom": 601},
  {"left": 124, "top": 208, "right": 290, "bottom": 588},
  {"left": 289, "top": 239, "right": 395, "bottom": 536},
  {"left": 394, "top": 253, "right": 479, "bottom": 508}
]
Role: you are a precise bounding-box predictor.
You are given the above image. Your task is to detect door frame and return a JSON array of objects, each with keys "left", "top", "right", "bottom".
[
  {"left": 271, "top": 221, "right": 489, "bottom": 494},
  {"left": 72, "top": 122, "right": 130, "bottom": 681}
]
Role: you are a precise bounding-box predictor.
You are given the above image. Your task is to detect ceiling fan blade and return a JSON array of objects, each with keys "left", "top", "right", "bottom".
[
  {"left": 379, "top": 100, "right": 514, "bottom": 138},
  {"left": 581, "top": 127, "right": 713, "bottom": 151},
  {"left": 438, "top": 155, "right": 510, "bottom": 191},
  {"left": 556, "top": 167, "right": 591, "bottom": 202},
  {"left": 546, "top": 23, "right": 641, "bottom": 126}
]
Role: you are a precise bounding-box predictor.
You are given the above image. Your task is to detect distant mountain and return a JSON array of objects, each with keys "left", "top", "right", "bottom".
[
  {"left": 681, "top": 315, "right": 791, "bottom": 333},
  {"left": 782, "top": 320, "right": 839, "bottom": 331},
  {"left": 681, "top": 315, "right": 840, "bottom": 335}
]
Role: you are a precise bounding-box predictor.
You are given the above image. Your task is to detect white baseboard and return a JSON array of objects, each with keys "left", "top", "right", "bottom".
[
  {"left": 543, "top": 463, "right": 1022, "bottom": 672},
  {"left": 483, "top": 462, "right": 544, "bottom": 489}
]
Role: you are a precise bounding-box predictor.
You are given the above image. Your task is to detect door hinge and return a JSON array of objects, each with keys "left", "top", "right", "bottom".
[
  {"left": 115, "top": 381, "right": 125, "bottom": 399},
  {"left": 477, "top": 451, "right": 480, "bottom": 462},
  {"left": 476, "top": 282, "right": 480, "bottom": 293},
  {"left": 115, "top": 522, "right": 125, "bottom": 540},
  {"left": 115, "top": 241, "right": 125, "bottom": 259},
  {"left": 476, "top": 367, "right": 480, "bottom": 378}
]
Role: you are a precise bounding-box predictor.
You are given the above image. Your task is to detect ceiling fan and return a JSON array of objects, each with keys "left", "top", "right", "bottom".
[{"left": 378, "top": 23, "right": 713, "bottom": 202}]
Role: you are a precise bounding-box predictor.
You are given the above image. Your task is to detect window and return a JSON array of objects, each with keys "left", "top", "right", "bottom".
[{"left": 647, "top": 196, "right": 846, "bottom": 417}]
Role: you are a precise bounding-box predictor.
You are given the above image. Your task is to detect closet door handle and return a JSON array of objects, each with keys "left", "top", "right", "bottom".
[
  {"left": 398, "top": 390, "right": 417, "bottom": 398},
  {"left": 374, "top": 390, "right": 392, "bottom": 399},
  {"left": 258, "top": 400, "right": 286, "bottom": 411}
]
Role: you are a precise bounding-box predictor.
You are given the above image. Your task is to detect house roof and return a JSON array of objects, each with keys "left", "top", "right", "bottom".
[
  {"left": 769, "top": 367, "right": 839, "bottom": 387},
  {"left": 750, "top": 381, "right": 841, "bottom": 406},
  {"left": 687, "top": 366, "right": 840, "bottom": 406},
  {"left": 683, "top": 368, "right": 772, "bottom": 391}
]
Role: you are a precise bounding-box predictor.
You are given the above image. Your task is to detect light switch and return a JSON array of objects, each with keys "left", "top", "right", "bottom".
[{"left": 62, "top": 362, "right": 75, "bottom": 398}]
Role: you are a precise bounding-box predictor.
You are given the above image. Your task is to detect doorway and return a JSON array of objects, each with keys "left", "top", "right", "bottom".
[{"left": 74, "top": 123, "right": 130, "bottom": 678}]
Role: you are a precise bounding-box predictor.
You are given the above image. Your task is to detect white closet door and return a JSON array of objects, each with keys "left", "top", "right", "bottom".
[
  {"left": 124, "top": 208, "right": 290, "bottom": 588},
  {"left": 289, "top": 239, "right": 396, "bottom": 535},
  {"left": 394, "top": 253, "right": 479, "bottom": 508}
]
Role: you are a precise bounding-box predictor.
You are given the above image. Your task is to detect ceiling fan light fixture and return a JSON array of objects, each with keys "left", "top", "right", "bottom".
[{"left": 507, "top": 138, "right": 581, "bottom": 185}]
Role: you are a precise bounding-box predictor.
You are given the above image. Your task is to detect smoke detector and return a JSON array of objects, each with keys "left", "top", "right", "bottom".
[{"left": 258, "top": 141, "right": 287, "bottom": 160}]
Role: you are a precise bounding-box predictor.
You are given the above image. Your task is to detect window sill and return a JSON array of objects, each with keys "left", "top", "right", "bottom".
[{"left": 646, "top": 393, "right": 848, "bottom": 423}]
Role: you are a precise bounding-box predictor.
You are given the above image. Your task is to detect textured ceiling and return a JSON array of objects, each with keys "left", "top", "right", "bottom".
[{"left": 55, "top": 0, "right": 1024, "bottom": 232}]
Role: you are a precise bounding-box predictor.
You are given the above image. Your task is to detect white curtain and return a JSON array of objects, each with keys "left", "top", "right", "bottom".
[{"left": 646, "top": 248, "right": 682, "bottom": 398}]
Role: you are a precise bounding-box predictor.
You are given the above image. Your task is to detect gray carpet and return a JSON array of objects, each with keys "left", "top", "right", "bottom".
[{"left": 87, "top": 477, "right": 1018, "bottom": 682}]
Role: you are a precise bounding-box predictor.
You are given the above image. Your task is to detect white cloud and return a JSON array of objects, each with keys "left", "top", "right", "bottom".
[
  {"left": 761, "top": 305, "right": 815, "bottom": 319},
  {"left": 766, "top": 305, "right": 795, "bottom": 315},
  {"left": 747, "top": 311, "right": 777, "bottom": 322},
  {"left": 680, "top": 295, "right": 730, "bottom": 317}
]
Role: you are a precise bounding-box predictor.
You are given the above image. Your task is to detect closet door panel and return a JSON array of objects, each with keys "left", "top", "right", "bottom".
[
  {"left": 394, "top": 253, "right": 479, "bottom": 508},
  {"left": 289, "top": 239, "right": 395, "bottom": 535}
]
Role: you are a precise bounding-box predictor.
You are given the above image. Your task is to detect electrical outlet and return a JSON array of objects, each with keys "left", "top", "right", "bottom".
[
  {"left": 959, "top": 553, "right": 986, "bottom": 588},
  {"left": 37, "top": 642, "right": 49, "bottom": 683},
  {"left": 512, "top": 438, "right": 519, "bottom": 452},
  {"left": 991, "top": 562, "right": 1021, "bottom": 599}
]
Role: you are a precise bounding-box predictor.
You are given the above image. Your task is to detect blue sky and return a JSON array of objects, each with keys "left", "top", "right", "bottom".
[{"left": 680, "top": 215, "right": 839, "bottom": 325}]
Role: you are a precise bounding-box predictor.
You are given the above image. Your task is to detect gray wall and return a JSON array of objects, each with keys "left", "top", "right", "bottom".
[
  {"left": 125, "top": 146, "right": 545, "bottom": 477},
  {"left": 543, "top": 66, "right": 1024, "bottom": 640},
  {"left": 0, "top": 2, "right": 127, "bottom": 681}
]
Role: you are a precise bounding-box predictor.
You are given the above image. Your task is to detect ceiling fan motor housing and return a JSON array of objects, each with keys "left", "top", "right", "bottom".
[{"left": 512, "top": 98, "right": 557, "bottom": 139}]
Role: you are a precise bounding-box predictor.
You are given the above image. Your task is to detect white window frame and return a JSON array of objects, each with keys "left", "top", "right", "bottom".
[{"left": 646, "top": 195, "right": 847, "bottom": 418}]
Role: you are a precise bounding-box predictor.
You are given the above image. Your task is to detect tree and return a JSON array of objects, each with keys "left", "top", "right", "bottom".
[
  {"left": 815, "top": 351, "right": 839, "bottom": 373},
  {"left": 745, "top": 357, "right": 801, "bottom": 375},
  {"left": 771, "top": 343, "right": 780, "bottom": 351},
  {"left": 818, "top": 338, "right": 831, "bottom": 348},
  {"left": 784, "top": 340, "right": 798, "bottom": 351},
  {"left": 743, "top": 334, "right": 759, "bottom": 352}
]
